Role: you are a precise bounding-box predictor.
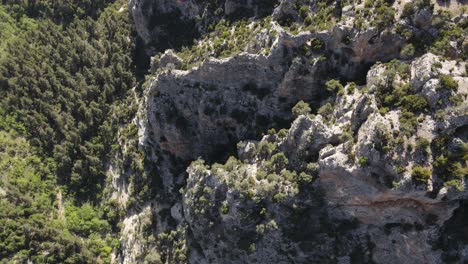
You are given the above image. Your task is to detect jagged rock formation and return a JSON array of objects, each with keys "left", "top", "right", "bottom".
[
  {"left": 130, "top": 0, "right": 279, "bottom": 50},
  {"left": 140, "top": 20, "right": 409, "bottom": 192},
  {"left": 183, "top": 55, "right": 467, "bottom": 263},
  {"left": 114, "top": 0, "right": 468, "bottom": 263}
]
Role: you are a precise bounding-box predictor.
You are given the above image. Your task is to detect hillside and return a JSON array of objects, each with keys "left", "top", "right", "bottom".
[{"left": 0, "top": 0, "right": 467, "bottom": 263}]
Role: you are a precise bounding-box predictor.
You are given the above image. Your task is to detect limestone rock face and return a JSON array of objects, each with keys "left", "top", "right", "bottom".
[
  {"left": 411, "top": 53, "right": 440, "bottom": 90},
  {"left": 130, "top": 0, "right": 279, "bottom": 48},
  {"left": 181, "top": 55, "right": 467, "bottom": 263},
  {"left": 129, "top": 0, "right": 200, "bottom": 47},
  {"left": 116, "top": 1, "right": 468, "bottom": 263},
  {"left": 139, "top": 20, "right": 411, "bottom": 192},
  {"left": 151, "top": 50, "right": 183, "bottom": 72}
]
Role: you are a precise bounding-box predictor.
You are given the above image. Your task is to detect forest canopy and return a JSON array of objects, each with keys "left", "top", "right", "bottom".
[{"left": 0, "top": 0, "right": 135, "bottom": 262}]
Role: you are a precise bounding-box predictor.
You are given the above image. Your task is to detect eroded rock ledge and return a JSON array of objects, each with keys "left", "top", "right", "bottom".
[
  {"left": 183, "top": 54, "right": 467, "bottom": 263},
  {"left": 115, "top": 0, "right": 468, "bottom": 263},
  {"left": 139, "top": 20, "right": 407, "bottom": 191}
]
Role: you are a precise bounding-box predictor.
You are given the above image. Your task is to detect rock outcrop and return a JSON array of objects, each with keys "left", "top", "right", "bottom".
[
  {"left": 115, "top": 0, "right": 468, "bottom": 263},
  {"left": 183, "top": 55, "right": 467, "bottom": 263},
  {"left": 130, "top": 0, "right": 279, "bottom": 49},
  {"left": 139, "top": 17, "right": 410, "bottom": 191}
]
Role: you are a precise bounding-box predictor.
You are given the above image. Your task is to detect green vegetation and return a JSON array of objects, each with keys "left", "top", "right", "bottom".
[
  {"left": 0, "top": 111, "right": 116, "bottom": 263},
  {"left": 0, "top": 0, "right": 465, "bottom": 261},
  {"left": 317, "top": 103, "right": 333, "bottom": 121},
  {"left": 276, "top": 0, "right": 339, "bottom": 33},
  {"left": 430, "top": 19, "right": 466, "bottom": 60},
  {"left": 372, "top": 2, "right": 395, "bottom": 31},
  {"left": 326, "top": 79, "right": 344, "bottom": 95},
  {"left": 256, "top": 141, "right": 277, "bottom": 157},
  {"left": 347, "top": 82, "right": 356, "bottom": 94},
  {"left": 432, "top": 136, "right": 467, "bottom": 188},
  {"left": 401, "top": 0, "right": 433, "bottom": 20},
  {"left": 155, "top": 226, "right": 188, "bottom": 264},
  {"left": 303, "top": 1, "right": 336, "bottom": 31},
  {"left": 411, "top": 166, "right": 431, "bottom": 183},
  {"left": 399, "top": 0, "right": 465, "bottom": 60},
  {"left": 444, "top": 179, "right": 464, "bottom": 191},
  {"left": 416, "top": 137, "right": 430, "bottom": 154},
  {"left": 400, "top": 44, "right": 415, "bottom": 59},
  {"left": 0, "top": 6, "right": 36, "bottom": 56},
  {"left": 399, "top": 111, "right": 419, "bottom": 137},
  {"left": 358, "top": 156, "right": 369, "bottom": 167},
  {"left": 371, "top": 60, "right": 433, "bottom": 137},
  {"left": 187, "top": 134, "right": 319, "bottom": 212},
  {"left": 267, "top": 152, "right": 289, "bottom": 172},
  {"left": 178, "top": 18, "right": 276, "bottom": 69},
  {"left": 373, "top": 123, "right": 392, "bottom": 153},
  {"left": 0, "top": 1, "right": 135, "bottom": 262},
  {"left": 292, "top": 100, "right": 312, "bottom": 117},
  {"left": 309, "top": 37, "right": 324, "bottom": 51},
  {"left": 0, "top": 0, "right": 135, "bottom": 198},
  {"left": 354, "top": 0, "right": 396, "bottom": 32},
  {"left": 439, "top": 74, "right": 459, "bottom": 91},
  {"left": 1, "top": 0, "right": 114, "bottom": 23},
  {"left": 220, "top": 201, "right": 230, "bottom": 214},
  {"left": 399, "top": 95, "right": 428, "bottom": 112},
  {"left": 277, "top": 129, "right": 289, "bottom": 138}
]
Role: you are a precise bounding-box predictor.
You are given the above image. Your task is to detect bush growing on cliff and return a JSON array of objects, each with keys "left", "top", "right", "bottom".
[
  {"left": 373, "top": 3, "right": 395, "bottom": 31},
  {"left": 416, "top": 137, "right": 430, "bottom": 154},
  {"left": 299, "top": 5, "right": 309, "bottom": 18},
  {"left": 430, "top": 22, "right": 465, "bottom": 59},
  {"left": 400, "top": 44, "right": 415, "bottom": 58},
  {"left": 444, "top": 179, "right": 464, "bottom": 191},
  {"left": 268, "top": 152, "right": 289, "bottom": 172},
  {"left": 358, "top": 156, "right": 369, "bottom": 167},
  {"left": 317, "top": 103, "right": 333, "bottom": 120},
  {"left": 432, "top": 137, "right": 467, "bottom": 186},
  {"left": 304, "top": 2, "right": 335, "bottom": 31},
  {"left": 347, "top": 82, "right": 356, "bottom": 94},
  {"left": 411, "top": 166, "right": 431, "bottom": 183},
  {"left": 308, "top": 37, "right": 324, "bottom": 51},
  {"left": 401, "top": 0, "right": 432, "bottom": 20},
  {"left": 439, "top": 74, "right": 458, "bottom": 91},
  {"left": 326, "top": 79, "right": 344, "bottom": 95},
  {"left": 277, "top": 129, "right": 289, "bottom": 138},
  {"left": 399, "top": 110, "right": 418, "bottom": 137},
  {"left": 399, "top": 95, "right": 428, "bottom": 112},
  {"left": 373, "top": 123, "right": 392, "bottom": 153},
  {"left": 292, "top": 100, "right": 311, "bottom": 117},
  {"left": 220, "top": 201, "right": 229, "bottom": 214},
  {"left": 256, "top": 141, "right": 277, "bottom": 158}
]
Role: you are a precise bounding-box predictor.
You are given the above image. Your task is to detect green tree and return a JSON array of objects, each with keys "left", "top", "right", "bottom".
[
  {"left": 400, "top": 44, "right": 415, "bottom": 58},
  {"left": 411, "top": 166, "right": 431, "bottom": 183},
  {"left": 439, "top": 74, "right": 458, "bottom": 91},
  {"left": 292, "top": 100, "right": 311, "bottom": 117},
  {"left": 326, "top": 79, "right": 344, "bottom": 94}
]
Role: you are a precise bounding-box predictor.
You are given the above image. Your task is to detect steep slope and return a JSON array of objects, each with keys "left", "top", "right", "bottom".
[
  {"left": 0, "top": 1, "right": 133, "bottom": 263},
  {"left": 184, "top": 55, "right": 467, "bottom": 263},
  {"left": 1, "top": 0, "right": 465, "bottom": 263},
  {"left": 112, "top": 0, "right": 467, "bottom": 263}
]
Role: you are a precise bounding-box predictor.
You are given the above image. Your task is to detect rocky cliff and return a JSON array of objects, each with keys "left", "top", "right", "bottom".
[{"left": 113, "top": 0, "right": 468, "bottom": 263}]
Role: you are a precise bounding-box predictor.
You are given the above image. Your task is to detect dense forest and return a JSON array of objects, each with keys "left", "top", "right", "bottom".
[{"left": 0, "top": 0, "right": 137, "bottom": 262}]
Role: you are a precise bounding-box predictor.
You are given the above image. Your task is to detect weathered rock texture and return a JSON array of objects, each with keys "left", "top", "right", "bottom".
[
  {"left": 115, "top": 0, "right": 468, "bottom": 263},
  {"left": 130, "top": 0, "right": 279, "bottom": 49},
  {"left": 183, "top": 55, "right": 467, "bottom": 263}
]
